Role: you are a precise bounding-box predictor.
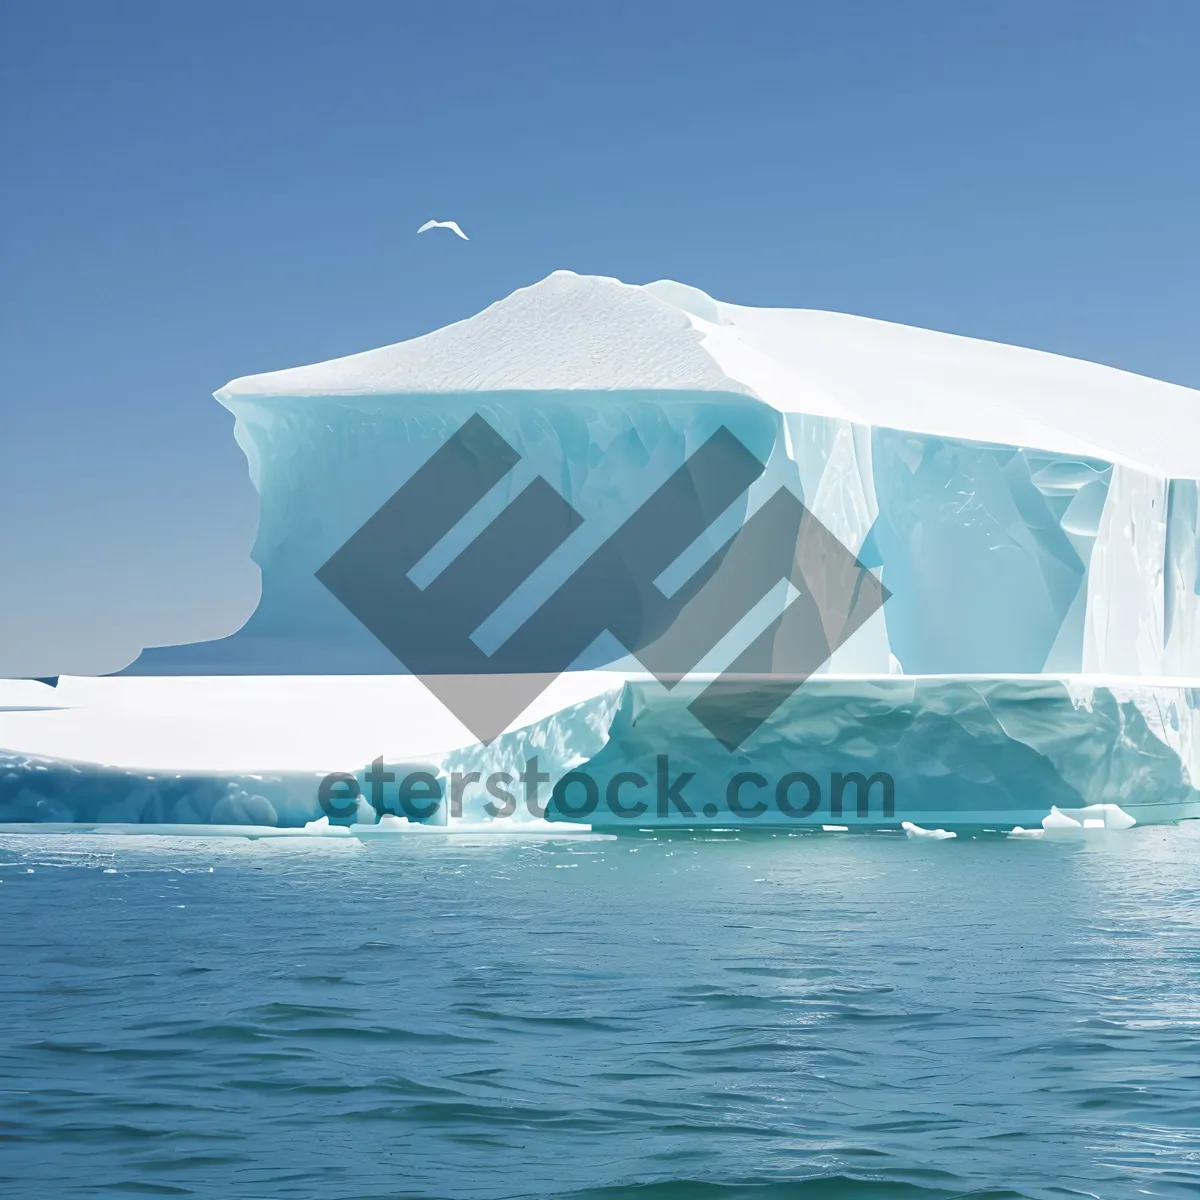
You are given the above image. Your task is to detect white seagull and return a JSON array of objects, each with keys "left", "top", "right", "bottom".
[{"left": 417, "top": 219, "right": 469, "bottom": 241}]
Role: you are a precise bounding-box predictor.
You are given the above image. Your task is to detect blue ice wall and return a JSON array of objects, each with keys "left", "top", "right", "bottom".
[
  {"left": 869, "top": 432, "right": 1109, "bottom": 674},
  {"left": 126, "top": 390, "right": 778, "bottom": 674},
  {"left": 122, "top": 387, "right": 1191, "bottom": 679}
]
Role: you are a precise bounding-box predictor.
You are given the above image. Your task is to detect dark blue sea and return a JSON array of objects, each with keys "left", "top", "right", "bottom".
[{"left": 1, "top": 825, "right": 1197, "bottom": 1199}]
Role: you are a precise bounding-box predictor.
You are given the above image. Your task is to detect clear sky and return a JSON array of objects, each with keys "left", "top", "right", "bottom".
[{"left": 2, "top": 1, "right": 1198, "bottom": 675}]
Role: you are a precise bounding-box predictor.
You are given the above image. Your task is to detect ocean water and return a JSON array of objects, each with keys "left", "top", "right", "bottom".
[{"left": 0, "top": 825, "right": 1197, "bottom": 1199}]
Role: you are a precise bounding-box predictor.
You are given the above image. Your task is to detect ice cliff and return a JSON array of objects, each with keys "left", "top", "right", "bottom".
[{"left": 125, "top": 269, "right": 1200, "bottom": 680}]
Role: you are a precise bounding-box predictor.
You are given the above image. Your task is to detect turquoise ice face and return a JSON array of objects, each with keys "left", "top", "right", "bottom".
[{"left": 867, "top": 431, "right": 1108, "bottom": 674}]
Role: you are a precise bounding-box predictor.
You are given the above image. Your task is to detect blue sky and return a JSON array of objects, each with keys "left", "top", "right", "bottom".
[{"left": 2, "top": 1, "right": 1198, "bottom": 675}]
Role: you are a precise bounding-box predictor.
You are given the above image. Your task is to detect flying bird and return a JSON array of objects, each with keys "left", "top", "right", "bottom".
[{"left": 417, "top": 219, "right": 469, "bottom": 241}]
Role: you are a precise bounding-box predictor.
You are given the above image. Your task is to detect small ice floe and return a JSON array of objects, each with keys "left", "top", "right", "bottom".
[
  {"left": 373, "top": 814, "right": 418, "bottom": 832},
  {"left": 351, "top": 815, "right": 598, "bottom": 838},
  {"left": 1041, "top": 803, "right": 1136, "bottom": 835},
  {"left": 1042, "top": 806, "right": 1082, "bottom": 831},
  {"left": 1007, "top": 826, "right": 1045, "bottom": 840},
  {"left": 822, "top": 824, "right": 849, "bottom": 832},
  {"left": 901, "top": 821, "right": 956, "bottom": 840},
  {"left": 301, "top": 816, "right": 352, "bottom": 836}
]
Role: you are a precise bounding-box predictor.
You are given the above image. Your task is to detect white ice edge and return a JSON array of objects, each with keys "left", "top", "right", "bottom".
[
  {"left": 217, "top": 271, "right": 1200, "bottom": 479},
  {"left": 902, "top": 820, "right": 956, "bottom": 840},
  {"left": 1041, "top": 803, "right": 1137, "bottom": 833},
  {"left": 0, "top": 821, "right": 612, "bottom": 841},
  {"left": 4, "top": 672, "right": 1198, "bottom": 776}
]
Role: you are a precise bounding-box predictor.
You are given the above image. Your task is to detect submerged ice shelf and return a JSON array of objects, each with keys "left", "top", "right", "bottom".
[
  {"left": 5, "top": 272, "right": 1200, "bottom": 832},
  {"left": 1, "top": 673, "right": 1198, "bottom": 831}
]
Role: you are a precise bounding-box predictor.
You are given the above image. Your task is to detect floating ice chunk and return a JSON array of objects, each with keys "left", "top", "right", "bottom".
[
  {"left": 350, "top": 815, "right": 596, "bottom": 837},
  {"left": 1007, "top": 826, "right": 1045, "bottom": 840},
  {"left": 301, "top": 815, "right": 351, "bottom": 836},
  {"left": 374, "top": 814, "right": 417, "bottom": 832},
  {"left": 1059, "top": 802, "right": 1136, "bottom": 830},
  {"left": 822, "top": 824, "right": 849, "bottom": 832},
  {"left": 1042, "top": 806, "right": 1083, "bottom": 830},
  {"left": 1042, "top": 803, "right": 1136, "bottom": 833},
  {"left": 902, "top": 820, "right": 956, "bottom": 839}
]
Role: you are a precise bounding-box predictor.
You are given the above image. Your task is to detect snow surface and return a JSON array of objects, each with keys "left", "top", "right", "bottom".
[
  {"left": 220, "top": 273, "right": 736, "bottom": 399},
  {"left": 223, "top": 270, "right": 1200, "bottom": 478},
  {"left": 0, "top": 671, "right": 626, "bottom": 772}
]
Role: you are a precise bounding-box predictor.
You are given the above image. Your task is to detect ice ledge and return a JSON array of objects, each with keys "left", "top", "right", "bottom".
[{"left": 2, "top": 673, "right": 1198, "bottom": 831}]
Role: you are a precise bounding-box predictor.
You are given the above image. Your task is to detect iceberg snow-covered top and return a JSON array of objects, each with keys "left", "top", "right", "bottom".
[{"left": 217, "top": 270, "right": 1200, "bottom": 478}]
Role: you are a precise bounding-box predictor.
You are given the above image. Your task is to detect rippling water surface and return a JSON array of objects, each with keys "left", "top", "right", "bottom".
[{"left": 1, "top": 825, "right": 1198, "bottom": 1198}]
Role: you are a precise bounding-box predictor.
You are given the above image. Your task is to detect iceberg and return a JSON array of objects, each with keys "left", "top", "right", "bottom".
[
  {"left": 2, "top": 271, "right": 1199, "bottom": 831},
  {"left": 121, "top": 270, "right": 1200, "bottom": 681}
]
